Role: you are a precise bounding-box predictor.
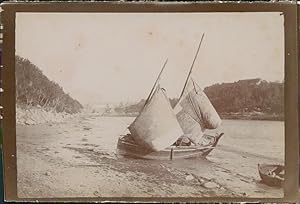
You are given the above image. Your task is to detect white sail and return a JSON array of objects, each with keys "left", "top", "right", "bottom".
[
  {"left": 129, "top": 86, "right": 184, "bottom": 152},
  {"left": 175, "top": 78, "right": 221, "bottom": 144}
]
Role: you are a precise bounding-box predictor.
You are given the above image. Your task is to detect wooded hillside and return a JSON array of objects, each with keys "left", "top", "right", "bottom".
[
  {"left": 204, "top": 78, "right": 283, "bottom": 115},
  {"left": 110, "top": 78, "right": 284, "bottom": 120},
  {"left": 16, "top": 55, "right": 83, "bottom": 114}
]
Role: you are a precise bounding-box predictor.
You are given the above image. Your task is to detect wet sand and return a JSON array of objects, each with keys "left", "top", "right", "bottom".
[{"left": 17, "top": 114, "right": 283, "bottom": 199}]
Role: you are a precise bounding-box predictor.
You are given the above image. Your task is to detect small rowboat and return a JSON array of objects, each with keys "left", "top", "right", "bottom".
[
  {"left": 258, "top": 164, "right": 284, "bottom": 187},
  {"left": 117, "top": 132, "right": 224, "bottom": 160}
]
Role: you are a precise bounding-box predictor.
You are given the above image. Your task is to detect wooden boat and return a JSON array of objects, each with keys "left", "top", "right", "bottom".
[
  {"left": 258, "top": 164, "right": 284, "bottom": 187},
  {"left": 117, "top": 34, "right": 224, "bottom": 160},
  {"left": 117, "top": 132, "right": 224, "bottom": 160}
]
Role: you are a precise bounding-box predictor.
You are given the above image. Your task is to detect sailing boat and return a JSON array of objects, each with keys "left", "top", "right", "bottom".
[{"left": 117, "top": 41, "right": 224, "bottom": 159}]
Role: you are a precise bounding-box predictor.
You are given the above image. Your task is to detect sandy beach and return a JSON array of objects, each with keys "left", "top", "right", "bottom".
[{"left": 16, "top": 112, "right": 284, "bottom": 199}]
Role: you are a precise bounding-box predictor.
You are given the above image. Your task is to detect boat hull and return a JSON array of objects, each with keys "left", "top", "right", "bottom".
[
  {"left": 117, "top": 133, "right": 223, "bottom": 160},
  {"left": 258, "top": 164, "right": 284, "bottom": 187}
]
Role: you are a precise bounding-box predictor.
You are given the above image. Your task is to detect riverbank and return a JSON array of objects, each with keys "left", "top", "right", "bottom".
[{"left": 16, "top": 106, "right": 80, "bottom": 125}]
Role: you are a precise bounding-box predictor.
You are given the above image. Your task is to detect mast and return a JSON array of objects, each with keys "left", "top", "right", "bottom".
[
  {"left": 143, "top": 58, "right": 168, "bottom": 109},
  {"left": 179, "top": 33, "right": 205, "bottom": 99}
]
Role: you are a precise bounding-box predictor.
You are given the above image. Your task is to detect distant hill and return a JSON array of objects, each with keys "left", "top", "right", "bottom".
[
  {"left": 109, "top": 78, "right": 284, "bottom": 120},
  {"left": 16, "top": 55, "right": 83, "bottom": 114},
  {"left": 204, "top": 78, "right": 283, "bottom": 115}
]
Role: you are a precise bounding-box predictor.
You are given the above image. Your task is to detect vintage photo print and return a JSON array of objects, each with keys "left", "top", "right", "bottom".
[{"left": 14, "top": 11, "right": 286, "bottom": 199}]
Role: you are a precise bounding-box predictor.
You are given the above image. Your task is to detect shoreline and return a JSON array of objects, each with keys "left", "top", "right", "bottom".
[
  {"left": 101, "top": 113, "right": 284, "bottom": 121},
  {"left": 16, "top": 106, "right": 80, "bottom": 125},
  {"left": 220, "top": 113, "right": 284, "bottom": 121}
]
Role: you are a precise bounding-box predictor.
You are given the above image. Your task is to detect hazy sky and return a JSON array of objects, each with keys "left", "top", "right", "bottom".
[{"left": 16, "top": 12, "right": 284, "bottom": 105}]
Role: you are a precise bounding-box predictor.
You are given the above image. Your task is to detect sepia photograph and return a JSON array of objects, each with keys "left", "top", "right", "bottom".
[{"left": 15, "top": 12, "right": 284, "bottom": 198}]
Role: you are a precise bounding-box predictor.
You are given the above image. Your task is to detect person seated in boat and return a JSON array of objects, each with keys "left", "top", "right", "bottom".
[{"left": 174, "top": 136, "right": 192, "bottom": 146}]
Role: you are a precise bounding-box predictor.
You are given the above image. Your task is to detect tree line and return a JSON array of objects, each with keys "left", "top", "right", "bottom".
[{"left": 204, "top": 78, "right": 283, "bottom": 115}]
